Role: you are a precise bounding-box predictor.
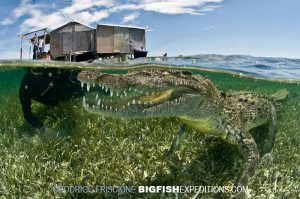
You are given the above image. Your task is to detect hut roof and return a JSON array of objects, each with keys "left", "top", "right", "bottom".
[
  {"left": 51, "top": 20, "right": 96, "bottom": 33},
  {"left": 97, "top": 23, "right": 146, "bottom": 30}
]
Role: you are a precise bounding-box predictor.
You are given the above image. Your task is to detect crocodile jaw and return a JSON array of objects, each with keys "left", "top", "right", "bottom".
[
  {"left": 81, "top": 87, "right": 203, "bottom": 118},
  {"left": 77, "top": 70, "right": 205, "bottom": 117}
]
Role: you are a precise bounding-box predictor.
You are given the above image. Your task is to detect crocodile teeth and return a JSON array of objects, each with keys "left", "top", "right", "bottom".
[
  {"left": 92, "top": 83, "right": 95, "bottom": 87},
  {"left": 105, "top": 87, "right": 108, "bottom": 92},
  {"left": 86, "top": 83, "right": 90, "bottom": 92},
  {"left": 138, "top": 100, "right": 142, "bottom": 104},
  {"left": 110, "top": 91, "right": 113, "bottom": 97},
  {"left": 127, "top": 102, "right": 130, "bottom": 107},
  {"left": 132, "top": 99, "right": 136, "bottom": 104},
  {"left": 95, "top": 94, "right": 98, "bottom": 100},
  {"left": 97, "top": 99, "right": 101, "bottom": 106},
  {"left": 81, "top": 82, "right": 84, "bottom": 88}
]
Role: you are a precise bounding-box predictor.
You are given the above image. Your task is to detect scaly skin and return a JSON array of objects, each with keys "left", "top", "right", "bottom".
[{"left": 78, "top": 69, "right": 287, "bottom": 198}]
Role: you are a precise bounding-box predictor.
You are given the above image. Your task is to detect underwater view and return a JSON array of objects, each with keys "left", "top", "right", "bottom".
[{"left": 0, "top": 55, "right": 299, "bottom": 199}]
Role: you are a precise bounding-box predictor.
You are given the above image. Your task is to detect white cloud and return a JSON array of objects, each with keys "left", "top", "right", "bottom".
[
  {"left": 122, "top": 12, "right": 140, "bottom": 23},
  {"left": 1, "top": 0, "right": 224, "bottom": 33},
  {"left": 134, "top": 0, "right": 224, "bottom": 15},
  {"left": 62, "top": 0, "right": 115, "bottom": 14},
  {"left": 199, "top": 5, "right": 222, "bottom": 12},
  {"left": 21, "top": 12, "right": 66, "bottom": 32},
  {"left": 0, "top": 18, "right": 14, "bottom": 26},
  {"left": 0, "top": 0, "right": 42, "bottom": 26}
]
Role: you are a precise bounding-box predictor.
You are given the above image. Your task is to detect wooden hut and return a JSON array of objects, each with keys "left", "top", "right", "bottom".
[
  {"left": 49, "top": 21, "right": 146, "bottom": 61},
  {"left": 50, "top": 21, "right": 96, "bottom": 60},
  {"left": 96, "top": 24, "right": 146, "bottom": 57}
]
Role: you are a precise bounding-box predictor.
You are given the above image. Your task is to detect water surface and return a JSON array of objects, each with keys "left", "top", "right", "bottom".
[{"left": 0, "top": 56, "right": 299, "bottom": 198}]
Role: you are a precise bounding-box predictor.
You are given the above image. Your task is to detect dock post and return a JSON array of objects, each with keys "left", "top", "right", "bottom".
[{"left": 20, "top": 37, "right": 23, "bottom": 59}]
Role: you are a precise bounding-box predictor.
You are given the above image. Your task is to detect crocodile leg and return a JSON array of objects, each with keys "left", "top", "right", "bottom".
[
  {"left": 255, "top": 105, "right": 277, "bottom": 155},
  {"left": 264, "top": 105, "right": 277, "bottom": 154},
  {"left": 164, "top": 124, "right": 187, "bottom": 157},
  {"left": 231, "top": 130, "right": 260, "bottom": 199}
]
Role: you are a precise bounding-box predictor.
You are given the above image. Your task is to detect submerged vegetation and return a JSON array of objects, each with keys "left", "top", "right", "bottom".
[{"left": 0, "top": 67, "right": 299, "bottom": 198}]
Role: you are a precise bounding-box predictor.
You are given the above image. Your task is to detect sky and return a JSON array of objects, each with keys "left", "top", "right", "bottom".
[{"left": 0, "top": 0, "right": 299, "bottom": 59}]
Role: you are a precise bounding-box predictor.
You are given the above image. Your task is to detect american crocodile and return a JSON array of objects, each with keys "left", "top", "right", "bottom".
[{"left": 77, "top": 69, "right": 287, "bottom": 197}]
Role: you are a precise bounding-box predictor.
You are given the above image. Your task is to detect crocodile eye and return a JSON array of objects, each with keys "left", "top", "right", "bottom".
[{"left": 181, "top": 71, "right": 192, "bottom": 76}]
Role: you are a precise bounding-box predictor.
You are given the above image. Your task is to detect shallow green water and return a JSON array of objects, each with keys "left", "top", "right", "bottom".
[{"left": 0, "top": 64, "right": 299, "bottom": 198}]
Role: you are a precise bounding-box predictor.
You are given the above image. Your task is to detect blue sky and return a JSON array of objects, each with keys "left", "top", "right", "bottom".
[{"left": 0, "top": 0, "right": 299, "bottom": 59}]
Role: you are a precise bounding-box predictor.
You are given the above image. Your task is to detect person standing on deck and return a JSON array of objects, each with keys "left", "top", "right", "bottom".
[
  {"left": 33, "top": 33, "right": 38, "bottom": 59},
  {"left": 39, "top": 38, "right": 44, "bottom": 53}
]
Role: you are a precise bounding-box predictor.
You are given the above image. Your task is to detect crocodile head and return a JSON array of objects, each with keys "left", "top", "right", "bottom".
[{"left": 77, "top": 69, "right": 219, "bottom": 118}]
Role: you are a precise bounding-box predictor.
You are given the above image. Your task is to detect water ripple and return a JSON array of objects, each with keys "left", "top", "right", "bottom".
[{"left": 135, "top": 55, "right": 300, "bottom": 80}]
